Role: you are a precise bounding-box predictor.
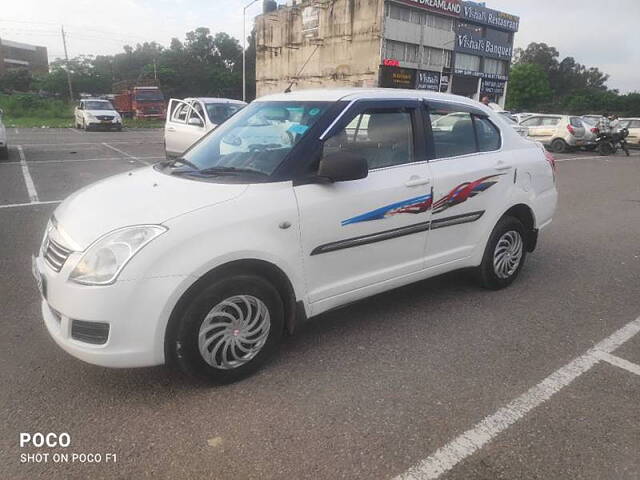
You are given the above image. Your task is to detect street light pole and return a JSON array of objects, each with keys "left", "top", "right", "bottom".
[{"left": 243, "top": 0, "right": 260, "bottom": 102}]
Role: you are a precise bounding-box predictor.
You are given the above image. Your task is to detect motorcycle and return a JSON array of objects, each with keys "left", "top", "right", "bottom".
[{"left": 596, "top": 127, "right": 630, "bottom": 156}]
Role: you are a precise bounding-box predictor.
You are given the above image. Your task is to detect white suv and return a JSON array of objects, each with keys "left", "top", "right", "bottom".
[
  {"left": 519, "top": 114, "right": 586, "bottom": 153},
  {"left": 33, "top": 89, "right": 557, "bottom": 383},
  {"left": 74, "top": 99, "right": 122, "bottom": 131}
]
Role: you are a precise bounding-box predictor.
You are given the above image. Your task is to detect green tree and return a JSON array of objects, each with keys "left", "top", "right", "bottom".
[
  {"left": 0, "top": 68, "right": 33, "bottom": 92},
  {"left": 506, "top": 63, "right": 552, "bottom": 111}
]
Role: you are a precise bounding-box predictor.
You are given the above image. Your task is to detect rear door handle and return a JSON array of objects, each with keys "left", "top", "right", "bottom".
[
  {"left": 405, "top": 177, "right": 430, "bottom": 187},
  {"left": 495, "top": 161, "right": 512, "bottom": 171}
]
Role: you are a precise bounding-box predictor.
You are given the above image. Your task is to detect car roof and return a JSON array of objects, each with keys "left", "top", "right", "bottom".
[
  {"left": 82, "top": 98, "right": 111, "bottom": 102},
  {"left": 185, "top": 97, "right": 246, "bottom": 105},
  {"left": 256, "top": 88, "right": 485, "bottom": 108},
  {"left": 620, "top": 117, "right": 640, "bottom": 121}
]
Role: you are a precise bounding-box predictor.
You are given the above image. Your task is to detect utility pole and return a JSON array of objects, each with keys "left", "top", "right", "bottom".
[
  {"left": 61, "top": 26, "right": 74, "bottom": 101},
  {"left": 153, "top": 59, "right": 158, "bottom": 82}
]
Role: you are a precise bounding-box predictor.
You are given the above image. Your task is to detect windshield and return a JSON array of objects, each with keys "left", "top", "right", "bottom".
[
  {"left": 206, "top": 103, "right": 245, "bottom": 125},
  {"left": 176, "top": 101, "right": 331, "bottom": 177},
  {"left": 85, "top": 101, "right": 114, "bottom": 110},
  {"left": 135, "top": 90, "right": 164, "bottom": 101}
]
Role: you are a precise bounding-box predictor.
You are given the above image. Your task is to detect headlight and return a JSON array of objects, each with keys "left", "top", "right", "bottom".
[
  {"left": 86, "top": 113, "right": 96, "bottom": 120},
  {"left": 69, "top": 225, "right": 167, "bottom": 285}
]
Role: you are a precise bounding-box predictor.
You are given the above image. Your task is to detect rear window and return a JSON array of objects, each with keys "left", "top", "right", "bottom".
[
  {"left": 570, "top": 117, "right": 583, "bottom": 127},
  {"left": 429, "top": 109, "right": 501, "bottom": 158}
]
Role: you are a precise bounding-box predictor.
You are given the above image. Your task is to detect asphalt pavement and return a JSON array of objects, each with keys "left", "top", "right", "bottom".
[{"left": 1, "top": 128, "right": 639, "bottom": 480}]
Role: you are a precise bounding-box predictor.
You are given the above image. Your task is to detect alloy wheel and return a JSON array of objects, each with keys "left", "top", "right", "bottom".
[{"left": 493, "top": 230, "right": 523, "bottom": 279}]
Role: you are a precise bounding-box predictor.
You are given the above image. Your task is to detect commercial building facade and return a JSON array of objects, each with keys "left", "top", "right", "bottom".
[
  {"left": 0, "top": 38, "right": 49, "bottom": 76},
  {"left": 255, "top": 0, "right": 518, "bottom": 106}
]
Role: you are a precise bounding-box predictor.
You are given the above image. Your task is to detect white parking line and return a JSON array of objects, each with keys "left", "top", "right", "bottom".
[
  {"left": 592, "top": 350, "right": 640, "bottom": 376},
  {"left": 17, "top": 145, "right": 39, "bottom": 203},
  {"left": 394, "top": 316, "right": 640, "bottom": 480},
  {"left": 101, "top": 142, "right": 152, "bottom": 165},
  {"left": 0, "top": 200, "right": 61, "bottom": 210}
]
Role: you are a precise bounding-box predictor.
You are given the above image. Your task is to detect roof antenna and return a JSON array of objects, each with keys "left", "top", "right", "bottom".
[{"left": 285, "top": 44, "right": 320, "bottom": 93}]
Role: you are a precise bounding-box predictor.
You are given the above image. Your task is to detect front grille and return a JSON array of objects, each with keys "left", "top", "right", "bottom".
[
  {"left": 44, "top": 237, "right": 73, "bottom": 272},
  {"left": 97, "top": 115, "right": 114, "bottom": 121},
  {"left": 71, "top": 320, "right": 110, "bottom": 345}
]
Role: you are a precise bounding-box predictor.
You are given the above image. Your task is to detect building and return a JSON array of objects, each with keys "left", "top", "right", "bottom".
[
  {"left": 255, "top": 0, "right": 518, "bottom": 106},
  {"left": 0, "top": 38, "right": 49, "bottom": 76}
]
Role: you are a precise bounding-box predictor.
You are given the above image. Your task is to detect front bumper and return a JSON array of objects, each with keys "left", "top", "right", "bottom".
[
  {"left": 33, "top": 254, "right": 188, "bottom": 368},
  {"left": 87, "top": 120, "right": 121, "bottom": 129}
]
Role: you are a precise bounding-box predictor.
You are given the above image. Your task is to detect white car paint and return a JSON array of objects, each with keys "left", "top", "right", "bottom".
[
  {"left": 164, "top": 97, "right": 246, "bottom": 157},
  {"left": 620, "top": 118, "right": 640, "bottom": 147},
  {"left": 34, "top": 88, "right": 558, "bottom": 370},
  {"left": 74, "top": 99, "right": 122, "bottom": 131},
  {"left": 519, "top": 114, "right": 586, "bottom": 153}
]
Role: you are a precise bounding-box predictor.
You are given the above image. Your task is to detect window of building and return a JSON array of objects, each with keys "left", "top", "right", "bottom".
[
  {"left": 387, "top": 3, "right": 411, "bottom": 22},
  {"left": 384, "top": 40, "right": 421, "bottom": 64},
  {"left": 325, "top": 109, "right": 415, "bottom": 170},
  {"left": 457, "top": 21, "right": 483, "bottom": 36},
  {"left": 424, "top": 47, "right": 452, "bottom": 67},
  {"left": 410, "top": 9, "right": 424, "bottom": 24},
  {"left": 455, "top": 53, "right": 481, "bottom": 72},
  {"left": 405, "top": 43, "right": 419, "bottom": 63},
  {"left": 425, "top": 12, "right": 454, "bottom": 31},
  {"left": 484, "top": 58, "right": 507, "bottom": 76},
  {"left": 485, "top": 28, "right": 512, "bottom": 45}
]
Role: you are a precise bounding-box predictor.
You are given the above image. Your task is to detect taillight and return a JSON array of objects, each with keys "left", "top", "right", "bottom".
[
  {"left": 544, "top": 150, "right": 557, "bottom": 183},
  {"left": 567, "top": 124, "right": 575, "bottom": 135},
  {"left": 591, "top": 127, "right": 598, "bottom": 134}
]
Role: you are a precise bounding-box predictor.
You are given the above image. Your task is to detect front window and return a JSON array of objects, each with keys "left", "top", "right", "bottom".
[
  {"left": 206, "top": 103, "right": 244, "bottom": 125},
  {"left": 170, "top": 101, "right": 331, "bottom": 177},
  {"left": 134, "top": 90, "right": 164, "bottom": 102},
  {"left": 85, "top": 101, "right": 114, "bottom": 110}
]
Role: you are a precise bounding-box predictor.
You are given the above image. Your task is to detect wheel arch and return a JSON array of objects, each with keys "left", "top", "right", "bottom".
[
  {"left": 502, "top": 203, "right": 538, "bottom": 252},
  {"left": 163, "top": 258, "right": 302, "bottom": 366}
]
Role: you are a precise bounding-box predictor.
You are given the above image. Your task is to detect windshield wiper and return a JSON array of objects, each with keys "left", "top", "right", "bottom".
[
  {"left": 196, "top": 166, "right": 268, "bottom": 177},
  {"left": 169, "top": 157, "right": 201, "bottom": 170}
]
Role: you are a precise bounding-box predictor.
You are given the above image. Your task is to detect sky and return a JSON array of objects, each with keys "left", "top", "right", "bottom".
[{"left": 1, "top": 0, "right": 639, "bottom": 93}]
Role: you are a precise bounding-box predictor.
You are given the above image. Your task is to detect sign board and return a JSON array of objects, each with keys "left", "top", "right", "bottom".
[
  {"left": 460, "top": 2, "right": 519, "bottom": 32},
  {"left": 302, "top": 6, "right": 320, "bottom": 38},
  {"left": 379, "top": 65, "right": 416, "bottom": 89},
  {"left": 481, "top": 78, "right": 506, "bottom": 96},
  {"left": 415, "top": 70, "right": 441, "bottom": 91},
  {"left": 383, "top": 58, "right": 400, "bottom": 67},
  {"left": 392, "top": 0, "right": 461, "bottom": 17},
  {"left": 455, "top": 31, "right": 513, "bottom": 60},
  {"left": 453, "top": 68, "right": 507, "bottom": 81}
]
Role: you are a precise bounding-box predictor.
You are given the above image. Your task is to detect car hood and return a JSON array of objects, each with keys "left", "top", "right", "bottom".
[
  {"left": 53, "top": 166, "right": 248, "bottom": 250},
  {"left": 85, "top": 109, "right": 120, "bottom": 116}
]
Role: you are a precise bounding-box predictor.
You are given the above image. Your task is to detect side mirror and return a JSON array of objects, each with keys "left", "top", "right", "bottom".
[
  {"left": 318, "top": 151, "right": 368, "bottom": 182},
  {"left": 187, "top": 117, "right": 204, "bottom": 127}
]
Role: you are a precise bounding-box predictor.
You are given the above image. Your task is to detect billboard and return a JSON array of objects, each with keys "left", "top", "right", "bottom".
[
  {"left": 392, "top": 0, "right": 461, "bottom": 17},
  {"left": 415, "top": 70, "right": 441, "bottom": 91},
  {"left": 460, "top": 2, "right": 519, "bottom": 32},
  {"left": 379, "top": 65, "right": 416, "bottom": 89},
  {"left": 455, "top": 31, "right": 513, "bottom": 60}
]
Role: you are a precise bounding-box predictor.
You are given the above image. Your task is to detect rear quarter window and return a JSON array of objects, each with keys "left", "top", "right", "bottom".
[{"left": 570, "top": 117, "right": 583, "bottom": 127}]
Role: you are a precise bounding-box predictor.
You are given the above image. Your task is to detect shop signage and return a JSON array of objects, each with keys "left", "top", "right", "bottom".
[
  {"left": 393, "top": 0, "right": 461, "bottom": 17},
  {"left": 453, "top": 68, "right": 507, "bottom": 81},
  {"left": 302, "top": 6, "right": 320, "bottom": 38},
  {"left": 379, "top": 65, "right": 416, "bottom": 89},
  {"left": 455, "top": 31, "right": 513, "bottom": 60},
  {"left": 415, "top": 70, "right": 441, "bottom": 91},
  {"left": 460, "top": 2, "right": 519, "bottom": 32},
  {"left": 383, "top": 58, "right": 400, "bottom": 67},
  {"left": 481, "top": 78, "right": 506, "bottom": 95},
  {"left": 439, "top": 73, "right": 450, "bottom": 92}
]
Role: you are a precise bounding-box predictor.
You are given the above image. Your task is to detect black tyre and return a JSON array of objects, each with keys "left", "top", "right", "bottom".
[
  {"left": 598, "top": 141, "right": 614, "bottom": 156},
  {"left": 170, "top": 274, "right": 284, "bottom": 383},
  {"left": 478, "top": 216, "right": 527, "bottom": 290},
  {"left": 550, "top": 138, "right": 567, "bottom": 153}
]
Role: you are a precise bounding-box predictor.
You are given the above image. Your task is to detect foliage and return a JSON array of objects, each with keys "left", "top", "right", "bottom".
[
  {"left": 508, "top": 42, "right": 637, "bottom": 115},
  {"left": 0, "top": 69, "right": 34, "bottom": 92},
  {"left": 0, "top": 94, "right": 71, "bottom": 118},
  {"left": 505, "top": 64, "right": 552, "bottom": 111}
]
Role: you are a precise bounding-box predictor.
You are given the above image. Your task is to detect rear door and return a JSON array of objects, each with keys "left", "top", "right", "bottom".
[
  {"left": 521, "top": 116, "right": 543, "bottom": 141},
  {"left": 164, "top": 99, "right": 206, "bottom": 156},
  {"left": 425, "top": 101, "right": 512, "bottom": 267}
]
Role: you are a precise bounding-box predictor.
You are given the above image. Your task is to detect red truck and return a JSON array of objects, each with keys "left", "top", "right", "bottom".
[{"left": 113, "top": 81, "right": 166, "bottom": 120}]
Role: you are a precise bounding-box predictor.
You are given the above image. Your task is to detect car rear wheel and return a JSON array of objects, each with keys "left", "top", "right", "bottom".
[
  {"left": 478, "top": 216, "right": 527, "bottom": 290},
  {"left": 170, "top": 274, "right": 284, "bottom": 383},
  {"left": 551, "top": 138, "right": 567, "bottom": 153}
]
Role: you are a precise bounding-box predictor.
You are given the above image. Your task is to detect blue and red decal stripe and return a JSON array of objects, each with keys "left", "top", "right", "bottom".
[
  {"left": 341, "top": 194, "right": 433, "bottom": 226},
  {"left": 341, "top": 174, "right": 504, "bottom": 226}
]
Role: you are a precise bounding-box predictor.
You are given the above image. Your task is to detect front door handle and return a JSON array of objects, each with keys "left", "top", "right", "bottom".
[{"left": 405, "top": 177, "right": 431, "bottom": 187}]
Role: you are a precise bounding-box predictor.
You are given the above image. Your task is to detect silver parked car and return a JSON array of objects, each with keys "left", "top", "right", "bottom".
[{"left": 519, "top": 114, "right": 586, "bottom": 153}]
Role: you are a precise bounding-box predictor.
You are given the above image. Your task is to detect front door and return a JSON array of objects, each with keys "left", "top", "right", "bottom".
[
  {"left": 294, "top": 100, "right": 432, "bottom": 312},
  {"left": 165, "top": 99, "right": 206, "bottom": 156},
  {"left": 425, "top": 102, "right": 512, "bottom": 267}
]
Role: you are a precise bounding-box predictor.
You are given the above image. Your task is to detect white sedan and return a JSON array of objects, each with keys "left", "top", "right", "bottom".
[
  {"left": 74, "top": 99, "right": 122, "bottom": 131},
  {"left": 164, "top": 97, "right": 246, "bottom": 157}
]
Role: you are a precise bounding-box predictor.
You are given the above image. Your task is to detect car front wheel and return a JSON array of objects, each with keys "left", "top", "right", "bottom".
[
  {"left": 478, "top": 216, "right": 527, "bottom": 290},
  {"left": 170, "top": 274, "right": 284, "bottom": 383}
]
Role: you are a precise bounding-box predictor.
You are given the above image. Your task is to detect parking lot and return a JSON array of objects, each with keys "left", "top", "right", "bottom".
[{"left": 1, "top": 128, "right": 640, "bottom": 479}]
